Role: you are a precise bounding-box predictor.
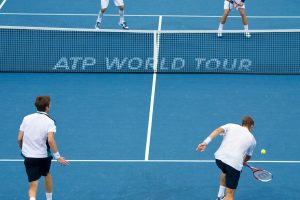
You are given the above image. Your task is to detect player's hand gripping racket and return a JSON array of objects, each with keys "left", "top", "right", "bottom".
[
  {"left": 245, "top": 164, "right": 273, "bottom": 182},
  {"left": 228, "top": 0, "right": 241, "bottom": 10}
]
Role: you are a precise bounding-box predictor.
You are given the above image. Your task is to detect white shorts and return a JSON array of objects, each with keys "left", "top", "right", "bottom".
[
  {"left": 101, "top": 0, "right": 124, "bottom": 9},
  {"left": 224, "top": 0, "right": 245, "bottom": 10}
]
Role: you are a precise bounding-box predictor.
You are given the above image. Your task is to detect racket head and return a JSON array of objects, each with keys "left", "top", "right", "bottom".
[
  {"left": 252, "top": 169, "right": 273, "bottom": 182},
  {"left": 247, "top": 164, "right": 273, "bottom": 182}
]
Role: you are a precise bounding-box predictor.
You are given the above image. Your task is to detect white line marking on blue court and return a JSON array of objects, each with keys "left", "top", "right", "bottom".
[
  {"left": 0, "top": 0, "right": 8, "bottom": 10},
  {"left": 144, "top": 70, "right": 157, "bottom": 161},
  {"left": 1, "top": 13, "right": 300, "bottom": 18},
  {"left": 158, "top": 16, "right": 163, "bottom": 31},
  {"left": 145, "top": 17, "right": 162, "bottom": 161},
  {"left": 1, "top": 159, "right": 300, "bottom": 163}
]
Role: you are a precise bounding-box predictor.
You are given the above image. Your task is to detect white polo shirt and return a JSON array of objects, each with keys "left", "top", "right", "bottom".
[
  {"left": 20, "top": 112, "right": 56, "bottom": 158},
  {"left": 214, "top": 123, "right": 256, "bottom": 171}
]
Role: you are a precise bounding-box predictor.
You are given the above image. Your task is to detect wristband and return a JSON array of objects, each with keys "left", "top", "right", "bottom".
[
  {"left": 203, "top": 137, "right": 212, "bottom": 145},
  {"left": 53, "top": 152, "right": 61, "bottom": 159}
]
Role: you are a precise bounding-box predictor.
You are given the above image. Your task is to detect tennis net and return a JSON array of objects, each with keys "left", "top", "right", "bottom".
[{"left": 1, "top": 26, "right": 299, "bottom": 74}]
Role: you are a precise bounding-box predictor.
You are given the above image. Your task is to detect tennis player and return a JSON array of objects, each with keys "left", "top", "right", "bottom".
[
  {"left": 196, "top": 116, "right": 256, "bottom": 200},
  {"left": 18, "top": 96, "right": 69, "bottom": 200},
  {"left": 95, "top": 0, "right": 129, "bottom": 30},
  {"left": 218, "top": 0, "right": 251, "bottom": 38}
]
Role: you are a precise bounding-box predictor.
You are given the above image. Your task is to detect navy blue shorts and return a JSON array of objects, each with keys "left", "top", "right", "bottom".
[
  {"left": 216, "top": 159, "right": 241, "bottom": 189},
  {"left": 24, "top": 156, "right": 52, "bottom": 182}
]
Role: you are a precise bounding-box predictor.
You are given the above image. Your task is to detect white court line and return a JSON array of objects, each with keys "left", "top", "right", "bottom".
[
  {"left": 1, "top": 159, "right": 300, "bottom": 163},
  {"left": 0, "top": 0, "right": 8, "bottom": 10},
  {"left": 144, "top": 16, "right": 162, "bottom": 161},
  {"left": 1, "top": 12, "right": 300, "bottom": 18},
  {"left": 144, "top": 71, "right": 157, "bottom": 161},
  {"left": 158, "top": 16, "right": 163, "bottom": 31}
]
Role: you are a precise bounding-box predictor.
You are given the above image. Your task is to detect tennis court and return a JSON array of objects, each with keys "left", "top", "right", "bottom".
[{"left": 0, "top": 0, "right": 300, "bottom": 199}]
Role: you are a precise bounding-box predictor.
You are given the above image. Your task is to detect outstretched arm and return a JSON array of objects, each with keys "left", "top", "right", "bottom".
[{"left": 196, "top": 127, "right": 224, "bottom": 152}]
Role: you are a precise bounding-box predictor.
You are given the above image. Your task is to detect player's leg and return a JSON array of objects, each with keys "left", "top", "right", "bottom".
[
  {"left": 40, "top": 157, "right": 53, "bottom": 200},
  {"left": 220, "top": 9, "right": 230, "bottom": 26},
  {"left": 115, "top": 0, "right": 128, "bottom": 29},
  {"left": 224, "top": 188, "right": 235, "bottom": 200},
  {"left": 28, "top": 181, "right": 39, "bottom": 200},
  {"left": 118, "top": 5, "right": 125, "bottom": 24},
  {"left": 44, "top": 173, "right": 53, "bottom": 200},
  {"left": 24, "top": 158, "right": 41, "bottom": 200},
  {"left": 219, "top": 10, "right": 230, "bottom": 31},
  {"left": 223, "top": 163, "right": 240, "bottom": 200},
  {"left": 215, "top": 160, "right": 227, "bottom": 200},
  {"left": 239, "top": 8, "right": 250, "bottom": 37},
  {"left": 217, "top": 172, "right": 226, "bottom": 199},
  {"left": 218, "top": 1, "right": 231, "bottom": 37},
  {"left": 96, "top": 0, "right": 109, "bottom": 29}
]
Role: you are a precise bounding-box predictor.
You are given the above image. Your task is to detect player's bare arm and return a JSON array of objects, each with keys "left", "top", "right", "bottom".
[
  {"left": 17, "top": 131, "right": 24, "bottom": 149},
  {"left": 48, "top": 132, "right": 69, "bottom": 165},
  {"left": 196, "top": 127, "right": 225, "bottom": 152},
  {"left": 243, "top": 155, "right": 251, "bottom": 165}
]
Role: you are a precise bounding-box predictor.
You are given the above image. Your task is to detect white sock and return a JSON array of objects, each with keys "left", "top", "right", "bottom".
[
  {"left": 244, "top": 25, "right": 249, "bottom": 32},
  {"left": 29, "top": 197, "right": 36, "bottom": 200},
  {"left": 46, "top": 192, "right": 52, "bottom": 200},
  {"left": 97, "top": 11, "right": 104, "bottom": 23},
  {"left": 119, "top": 10, "right": 125, "bottom": 24},
  {"left": 217, "top": 185, "right": 226, "bottom": 197},
  {"left": 218, "top": 23, "right": 224, "bottom": 31}
]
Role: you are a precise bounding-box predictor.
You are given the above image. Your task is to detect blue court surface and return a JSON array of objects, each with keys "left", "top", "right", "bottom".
[{"left": 1, "top": 0, "right": 300, "bottom": 199}]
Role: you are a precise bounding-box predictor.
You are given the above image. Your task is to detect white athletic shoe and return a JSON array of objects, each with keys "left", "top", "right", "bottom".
[
  {"left": 119, "top": 21, "right": 129, "bottom": 30},
  {"left": 95, "top": 21, "right": 101, "bottom": 30},
  {"left": 217, "top": 30, "right": 222, "bottom": 37},
  {"left": 216, "top": 195, "right": 226, "bottom": 200}
]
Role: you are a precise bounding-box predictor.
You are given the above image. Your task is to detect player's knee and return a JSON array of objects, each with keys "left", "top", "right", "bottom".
[
  {"left": 224, "top": 9, "right": 230, "bottom": 15},
  {"left": 45, "top": 172, "right": 52, "bottom": 179},
  {"left": 240, "top": 13, "right": 246, "bottom": 18},
  {"left": 29, "top": 181, "right": 38, "bottom": 187},
  {"left": 119, "top": 5, "right": 124, "bottom": 11},
  {"left": 223, "top": 13, "right": 229, "bottom": 18},
  {"left": 239, "top": 9, "right": 246, "bottom": 16},
  {"left": 101, "top": 8, "right": 107, "bottom": 13},
  {"left": 29, "top": 181, "right": 38, "bottom": 194}
]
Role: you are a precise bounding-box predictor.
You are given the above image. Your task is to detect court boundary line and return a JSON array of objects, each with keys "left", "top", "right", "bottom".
[
  {"left": 144, "top": 16, "right": 162, "bottom": 161},
  {"left": 1, "top": 13, "right": 300, "bottom": 18},
  {"left": 0, "top": 0, "right": 8, "bottom": 10},
  {"left": 1, "top": 159, "right": 300, "bottom": 163},
  {"left": 158, "top": 15, "right": 163, "bottom": 31}
]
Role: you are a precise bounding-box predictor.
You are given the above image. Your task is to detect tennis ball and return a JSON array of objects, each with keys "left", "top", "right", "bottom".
[{"left": 260, "top": 149, "right": 266, "bottom": 155}]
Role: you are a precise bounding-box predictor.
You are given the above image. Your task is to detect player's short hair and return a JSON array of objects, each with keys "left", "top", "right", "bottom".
[
  {"left": 242, "top": 115, "right": 254, "bottom": 127},
  {"left": 35, "top": 96, "right": 51, "bottom": 112}
]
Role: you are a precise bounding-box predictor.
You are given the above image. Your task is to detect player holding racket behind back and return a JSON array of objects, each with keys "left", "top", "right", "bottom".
[
  {"left": 196, "top": 116, "right": 256, "bottom": 200},
  {"left": 218, "top": 0, "right": 251, "bottom": 38}
]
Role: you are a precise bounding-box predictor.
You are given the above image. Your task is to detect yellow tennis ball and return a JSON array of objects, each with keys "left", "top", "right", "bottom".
[{"left": 261, "top": 149, "right": 266, "bottom": 155}]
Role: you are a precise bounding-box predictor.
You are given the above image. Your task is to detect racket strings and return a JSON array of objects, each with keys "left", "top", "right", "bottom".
[{"left": 253, "top": 170, "right": 273, "bottom": 182}]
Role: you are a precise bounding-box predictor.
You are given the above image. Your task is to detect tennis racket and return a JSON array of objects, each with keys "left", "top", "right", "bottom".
[
  {"left": 246, "top": 164, "right": 273, "bottom": 182},
  {"left": 228, "top": 0, "right": 242, "bottom": 10}
]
